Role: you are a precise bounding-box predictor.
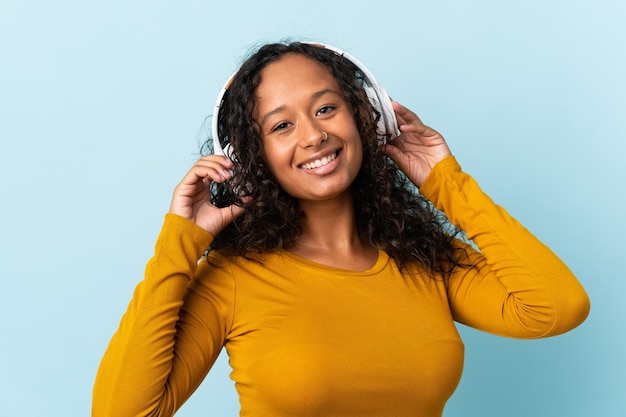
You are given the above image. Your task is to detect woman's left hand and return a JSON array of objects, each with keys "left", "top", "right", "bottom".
[{"left": 382, "top": 101, "right": 452, "bottom": 187}]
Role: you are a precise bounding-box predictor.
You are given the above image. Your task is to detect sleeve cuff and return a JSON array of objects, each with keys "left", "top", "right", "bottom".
[
  {"left": 419, "top": 155, "right": 462, "bottom": 202},
  {"left": 154, "top": 214, "right": 215, "bottom": 267}
]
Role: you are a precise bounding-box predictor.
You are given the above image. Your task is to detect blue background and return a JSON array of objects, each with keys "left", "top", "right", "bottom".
[{"left": 1, "top": 1, "right": 624, "bottom": 416}]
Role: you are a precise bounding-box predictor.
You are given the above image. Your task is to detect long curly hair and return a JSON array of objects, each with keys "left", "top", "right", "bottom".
[{"left": 205, "top": 41, "right": 471, "bottom": 275}]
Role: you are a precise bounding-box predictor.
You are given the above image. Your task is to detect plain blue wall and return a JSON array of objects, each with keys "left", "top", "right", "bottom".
[{"left": 1, "top": 1, "right": 623, "bottom": 416}]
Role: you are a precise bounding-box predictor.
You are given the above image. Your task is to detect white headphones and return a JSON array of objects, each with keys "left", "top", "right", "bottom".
[{"left": 211, "top": 42, "right": 398, "bottom": 157}]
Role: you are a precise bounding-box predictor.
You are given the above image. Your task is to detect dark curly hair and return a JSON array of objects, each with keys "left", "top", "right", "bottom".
[{"left": 204, "top": 41, "right": 471, "bottom": 275}]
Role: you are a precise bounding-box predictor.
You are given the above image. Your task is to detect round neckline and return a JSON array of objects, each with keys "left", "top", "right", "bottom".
[{"left": 278, "top": 249, "right": 390, "bottom": 276}]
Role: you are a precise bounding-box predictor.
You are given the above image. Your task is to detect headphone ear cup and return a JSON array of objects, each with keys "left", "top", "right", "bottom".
[
  {"left": 364, "top": 85, "right": 398, "bottom": 145},
  {"left": 222, "top": 143, "right": 235, "bottom": 161},
  {"left": 219, "top": 143, "right": 247, "bottom": 196}
]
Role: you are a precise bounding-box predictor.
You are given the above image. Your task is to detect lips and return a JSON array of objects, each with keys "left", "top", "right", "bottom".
[{"left": 299, "top": 150, "right": 340, "bottom": 170}]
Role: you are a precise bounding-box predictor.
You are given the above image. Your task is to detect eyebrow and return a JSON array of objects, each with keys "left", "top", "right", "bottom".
[{"left": 259, "top": 88, "right": 342, "bottom": 127}]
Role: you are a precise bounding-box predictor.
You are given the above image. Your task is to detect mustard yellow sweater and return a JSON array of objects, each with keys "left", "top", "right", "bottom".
[{"left": 93, "top": 156, "right": 589, "bottom": 417}]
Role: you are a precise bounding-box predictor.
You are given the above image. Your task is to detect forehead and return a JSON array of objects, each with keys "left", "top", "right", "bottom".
[{"left": 255, "top": 53, "right": 339, "bottom": 98}]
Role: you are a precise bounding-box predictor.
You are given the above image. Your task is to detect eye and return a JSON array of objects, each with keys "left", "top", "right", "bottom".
[
  {"left": 271, "top": 121, "right": 291, "bottom": 133},
  {"left": 316, "top": 105, "right": 336, "bottom": 116}
]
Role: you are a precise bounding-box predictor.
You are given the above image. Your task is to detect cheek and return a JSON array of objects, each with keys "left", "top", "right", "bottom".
[
  {"left": 261, "top": 142, "right": 291, "bottom": 178},
  {"left": 353, "top": 136, "right": 364, "bottom": 167}
]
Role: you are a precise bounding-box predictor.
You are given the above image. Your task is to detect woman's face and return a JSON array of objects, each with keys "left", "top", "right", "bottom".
[{"left": 255, "top": 53, "right": 363, "bottom": 203}]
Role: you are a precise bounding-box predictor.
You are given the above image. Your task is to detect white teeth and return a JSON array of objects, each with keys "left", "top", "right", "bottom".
[{"left": 302, "top": 152, "right": 337, "bottom": 170}]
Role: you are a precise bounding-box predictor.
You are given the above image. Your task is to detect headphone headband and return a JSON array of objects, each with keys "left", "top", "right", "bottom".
[{"left": 211, "top": 42, "right": 398, "bottom": 156}]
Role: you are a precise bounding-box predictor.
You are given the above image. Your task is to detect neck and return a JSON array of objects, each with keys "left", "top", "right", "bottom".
[
  {"left": 291, "top": 194, "right": 378, "bottom": 271},
  {"left": 296, "top": 194, "right": 361, "bottom": 249}
]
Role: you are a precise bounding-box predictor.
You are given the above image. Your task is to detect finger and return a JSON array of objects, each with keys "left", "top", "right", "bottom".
[
  {"left": 190, "top": 156, "right": 234, "bottom": 179},
  {"left": 194, "top": 155, "right": 234, "bottom": 173},
  {"left": 180, "top": 160, "right": 233, "bottom": 186},
  {"left": 204, "top": 200, "right": 250, "bottom": 236},
  {"left": 381, "top": 142, "right": 405, "bottom": 165},
  {"left": 391, "top": 101, "right": 408, "bottom": 127},
  {"left": 197, "top": 154, "right": 234, "bottom": 169},
  {"left": 391, "top": 101, "right": 419, "bottom": 121},
  {"left": 396, "top": 116, "right": 439, "bottom": 139},
  {"left": 392, "top": 101, "right": 423, "bottom": 125},
  {"left": 223, "top": 202, "right": 247, "bottom": 223}
]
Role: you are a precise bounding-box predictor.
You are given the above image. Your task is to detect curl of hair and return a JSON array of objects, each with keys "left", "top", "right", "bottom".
[{"left": 205, "top": 41, "right": 472, "bottom": 276}]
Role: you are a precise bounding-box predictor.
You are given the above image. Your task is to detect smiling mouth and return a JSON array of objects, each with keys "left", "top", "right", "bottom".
[{"left": 299, "top": 150, "right": 340, "bottom": 170}]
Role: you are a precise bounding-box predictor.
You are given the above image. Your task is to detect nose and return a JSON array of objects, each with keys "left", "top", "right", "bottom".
[{"left": 298, "top": 118, "right": 327, "bottom": 148}]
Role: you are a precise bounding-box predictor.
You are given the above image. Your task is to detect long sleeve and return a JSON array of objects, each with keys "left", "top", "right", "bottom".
[
  {"left": 92, "top": 214, "right": 235, "bottom": 417},
  {"left": 420, "top": 156, "right": 590, "bottom": 338}
]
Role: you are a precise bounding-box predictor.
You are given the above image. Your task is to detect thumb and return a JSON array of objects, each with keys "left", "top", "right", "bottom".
[
  {"left": 381, "top": 143, "right": 407, "bottom": 169},
  {"left": 213, "top": 198, "right": 249, "bottom": 233},
  {"left": 224, "top": 203, "right": 247, "bottom": 223}
]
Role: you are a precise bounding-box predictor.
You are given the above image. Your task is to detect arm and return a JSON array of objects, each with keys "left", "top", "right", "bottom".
[
  {"left": 421, "top": 156, "right": 590, "bottom": 338},
  {"left": 383, "top": 103, "right": 589, "bottom": 338},
  {"left": 93, "top": 156, "right": 244, "bottom": 416},
  {"left": 93, "top": 215, "right": 234, "bottom": 416}
]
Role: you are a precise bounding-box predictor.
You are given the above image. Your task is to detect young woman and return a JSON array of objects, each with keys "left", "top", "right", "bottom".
[{"left": 93, "top": 42, "right": 590, "bottom": 417}]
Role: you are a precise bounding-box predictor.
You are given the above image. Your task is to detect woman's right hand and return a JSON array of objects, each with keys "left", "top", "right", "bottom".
[{"left": 169, "top": 155, "right": 246, "bottom": 236}]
